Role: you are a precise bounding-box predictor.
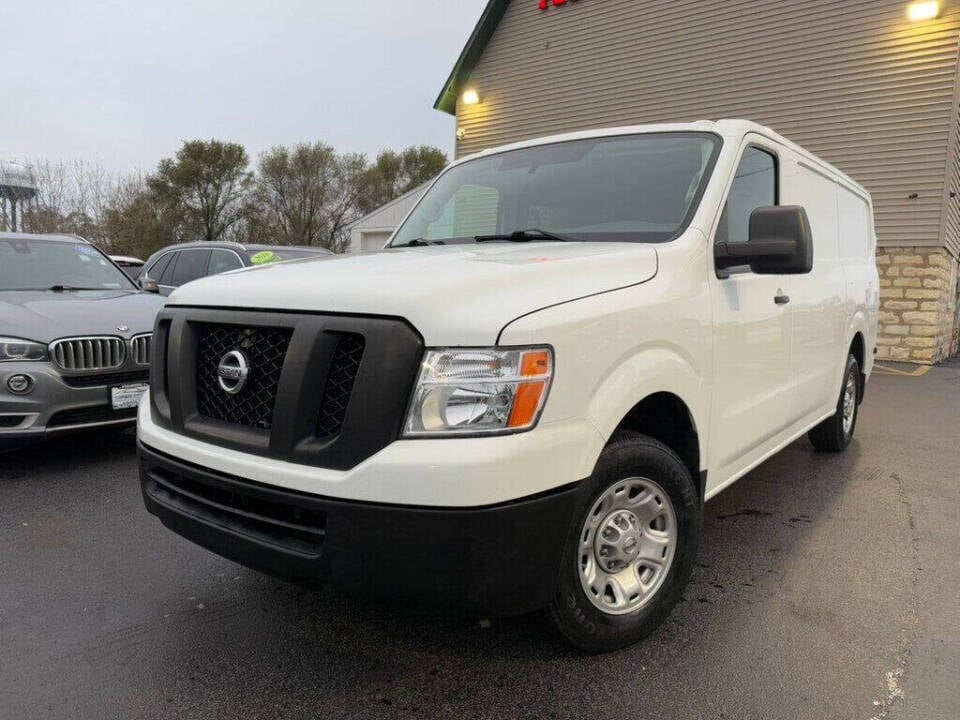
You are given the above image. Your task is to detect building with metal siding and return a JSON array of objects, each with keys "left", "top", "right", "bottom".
[{"left": 433, "top": 0, "right": 960, "bottom": 363}]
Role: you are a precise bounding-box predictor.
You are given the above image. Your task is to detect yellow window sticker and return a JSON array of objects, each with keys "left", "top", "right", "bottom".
[{"left": 250, "top": 251, "right": 281, "bottom": 265}]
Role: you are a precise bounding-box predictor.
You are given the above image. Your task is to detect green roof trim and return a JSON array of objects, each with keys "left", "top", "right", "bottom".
[{"left": 434, "top": 0, "right": 510, "bottom": 115}]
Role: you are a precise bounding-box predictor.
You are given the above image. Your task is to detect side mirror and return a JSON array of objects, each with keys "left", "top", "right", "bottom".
[
  {"left": 715, "top": 206, "right": 813, "bottom": 275},
  {"left": 139, "top": 276, "right": 160, "bottom": 293}
]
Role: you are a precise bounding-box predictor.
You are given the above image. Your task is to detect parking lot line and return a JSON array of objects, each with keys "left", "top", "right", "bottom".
[{"left": 873, "top": 363, "right": 932, "bottom": 377}]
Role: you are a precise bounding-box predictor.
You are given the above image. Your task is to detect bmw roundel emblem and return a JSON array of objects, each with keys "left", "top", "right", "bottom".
[{"left": 116, "top": 325, "right": 130, "bottom": 333}]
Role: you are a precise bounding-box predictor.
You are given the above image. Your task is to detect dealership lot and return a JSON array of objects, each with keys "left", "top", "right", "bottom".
[{"left": 1, "top": 366, "right": 958, "bottom": 720}]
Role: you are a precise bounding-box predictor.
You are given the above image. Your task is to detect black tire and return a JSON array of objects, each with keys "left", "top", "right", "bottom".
[
  {"left": 808, "top": 354, "right": 860, "bottom": 453},
  {"left": 549, "top": 433, "right": 701, "bottom": 653}
]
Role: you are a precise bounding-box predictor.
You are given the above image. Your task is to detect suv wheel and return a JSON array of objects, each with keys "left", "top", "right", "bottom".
[
  {"left": 549, "top": 433, "right": 701, "bottom": 653},
  {"left": 808, "top": 354, "right": 860, "bottom": 453}
]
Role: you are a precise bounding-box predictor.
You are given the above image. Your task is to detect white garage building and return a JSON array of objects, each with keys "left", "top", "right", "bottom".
[{"left": 346, "top": 183, "right": 428, "bottom": 254}]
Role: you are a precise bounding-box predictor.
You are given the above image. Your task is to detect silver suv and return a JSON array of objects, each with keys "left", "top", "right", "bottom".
[{"left": 0, "top": 232, "right": 165, "bottom": 451}]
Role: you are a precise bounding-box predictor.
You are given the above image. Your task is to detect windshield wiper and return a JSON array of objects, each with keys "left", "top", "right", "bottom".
[
  {"left": 475, "top": 228, "right": 574, "bottom": 243},
  {"left": 47, "top": 285, "right": 113, "bottom": 292},
  {"left": 399, "top": 238, "right": 445, "bottom": 247}
]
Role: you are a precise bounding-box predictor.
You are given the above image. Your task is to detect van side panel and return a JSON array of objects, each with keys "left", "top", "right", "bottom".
[
  {"left": 838, "top": 186, "right": 879, "bottom": 378},
  {"left": 780, "top": 155, "right": 846, "bottom": 420}
]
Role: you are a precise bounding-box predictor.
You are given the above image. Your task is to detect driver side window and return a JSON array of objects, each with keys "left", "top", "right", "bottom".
[{"left": 717, "top": 147, "right": 777, "bottom": 245}]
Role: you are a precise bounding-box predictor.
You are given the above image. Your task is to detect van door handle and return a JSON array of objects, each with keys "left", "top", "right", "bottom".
[{"left": 774, "top": 294, "right": 791, "bottom": 305}]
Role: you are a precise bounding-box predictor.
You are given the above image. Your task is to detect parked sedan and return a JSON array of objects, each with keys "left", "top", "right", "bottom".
[
  {"left": 109, "top": 255, "right": 146, "bottom": 280},
  {"left": 138, "top": 242, "right": 332, "bottom": 296},
  {"left": 0, "top": 232, "right": 165, "bottom": 451}
]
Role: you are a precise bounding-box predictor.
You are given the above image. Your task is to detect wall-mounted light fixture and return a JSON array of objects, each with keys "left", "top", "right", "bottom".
[
  {"left": 907, "top": 1, "right": 941, "bottom": 22},
  {"left": 462, "top": 89, "right": 481, "bottom": 106}
]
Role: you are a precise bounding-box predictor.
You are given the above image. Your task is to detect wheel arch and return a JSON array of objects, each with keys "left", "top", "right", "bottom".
[
  {"left": 585, "top": 346, "right": 708, "bottom": 500},
  {"left": 849, "top": 330, "right": 867, "bottom": 402},
  {"left": 612, "top": 391, "right": 703, "bottom": 500}
]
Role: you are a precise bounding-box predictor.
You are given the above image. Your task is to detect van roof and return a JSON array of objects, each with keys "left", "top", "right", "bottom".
[{"left": 457, "top": 119, "right": 868, "bottom": 197}]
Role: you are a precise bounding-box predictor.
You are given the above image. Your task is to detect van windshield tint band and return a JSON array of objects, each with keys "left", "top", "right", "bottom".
[{"left": 391, "top": 132, "right": 722, "bottom": 247}]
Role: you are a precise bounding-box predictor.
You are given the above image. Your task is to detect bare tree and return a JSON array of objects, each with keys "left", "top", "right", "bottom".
[
  {"left": 252, "top": 144, "right": 367, "bottom": 252},
  {"left": 103, "top": 172, "right": 178, "bottom": 258}
]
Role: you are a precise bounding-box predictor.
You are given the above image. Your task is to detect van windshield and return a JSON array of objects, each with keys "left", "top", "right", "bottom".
[{"left": 391, "top": 132, "right": 720, "bottom": 247}]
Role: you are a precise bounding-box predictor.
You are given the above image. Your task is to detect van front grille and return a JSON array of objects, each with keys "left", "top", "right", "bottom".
[
  {"left": 196, "top": 324, "right": 293, "bottom": 430},
  {"left": 150, "top": 307, "right": 424, "bottom": 471},
  {"left": 51, "top": 337, "right": 126, "bottom": 371},
  {"left": 317, "top": 333, "right": 365, "bottom": 439}
]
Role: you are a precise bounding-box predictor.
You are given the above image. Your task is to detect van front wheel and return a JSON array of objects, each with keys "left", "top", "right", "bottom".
[
  {"left": 808, "top": 354, "right": 860, "bottom": 453},
  {"left": 549, "top": 433, "right": 701, "bottom": 653}
]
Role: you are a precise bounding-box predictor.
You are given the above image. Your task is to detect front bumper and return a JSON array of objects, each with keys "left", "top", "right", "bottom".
[
  {"left": 139, "top": 442, "right": 581, "bottom": 615},
  {"left": 138, "top": 394, "right": 604, "bottom": 507},
  {"left": 0, "top": 362, "right": 145, "bottom": 451}
]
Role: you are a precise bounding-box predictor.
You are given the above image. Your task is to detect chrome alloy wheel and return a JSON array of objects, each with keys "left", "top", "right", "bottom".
[
  {"left": 577, "top": 477, "right": 678, "bottom": 615},
  {"left": 842, "top": 372, "right": 857, "bottom": 436}
]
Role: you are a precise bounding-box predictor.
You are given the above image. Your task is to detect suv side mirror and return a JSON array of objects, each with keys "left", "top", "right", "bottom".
[
  {"left": 139, "top": 276, "right": 160, "bottom": 293},
  {"left": 715, "top": 206, "right": 813, "bottom": 275}
]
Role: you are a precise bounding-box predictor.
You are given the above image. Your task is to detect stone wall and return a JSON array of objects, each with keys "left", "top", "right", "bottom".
[{"left": 876, "top": 247, "right": 960, "bottom": 364}]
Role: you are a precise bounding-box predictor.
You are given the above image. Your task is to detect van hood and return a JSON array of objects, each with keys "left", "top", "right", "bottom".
[
  {"left": 168, "top": 242, "right": 658, "bottom": 345},
  {"left": 0, "top": 290, "right": 166, "bottom": 344}
]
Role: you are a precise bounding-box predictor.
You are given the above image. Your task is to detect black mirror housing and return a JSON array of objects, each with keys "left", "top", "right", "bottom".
[
  {"left": 715, "top": 206, "right": 813, "bottom": 275},
  {"left": 748, "top": 206, "right": 813, "bottom": 275}
]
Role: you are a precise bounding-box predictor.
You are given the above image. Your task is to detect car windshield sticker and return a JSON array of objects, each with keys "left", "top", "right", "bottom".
[
  {"left": 76, "top": 245, "right": 99, "bottom": 256},
  {"left": 251, "top": 250, "right": 281, "bottom": 265}
]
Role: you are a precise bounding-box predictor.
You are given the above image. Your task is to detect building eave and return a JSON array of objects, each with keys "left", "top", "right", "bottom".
[{"left": 434, "top": 0, "right": 510, "bottom": 115}]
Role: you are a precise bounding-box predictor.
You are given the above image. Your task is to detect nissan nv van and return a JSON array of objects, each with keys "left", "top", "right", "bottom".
[{"left": 137, "top": 120, "right": 879, "bottom": 651}]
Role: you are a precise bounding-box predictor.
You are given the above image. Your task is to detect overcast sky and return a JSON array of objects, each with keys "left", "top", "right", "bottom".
[{"left": 3, "top": 0, "right": 486, "bottom": 173}]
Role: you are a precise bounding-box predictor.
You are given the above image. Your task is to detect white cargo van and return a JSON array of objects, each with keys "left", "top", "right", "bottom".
[{"left": 138, "top": 120, "right": 878, "bottom": 651}]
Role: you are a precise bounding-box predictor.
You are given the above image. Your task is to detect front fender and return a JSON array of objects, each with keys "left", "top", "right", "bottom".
[{"left": 585, "top": 343, "right": 709, "bottom": 469}]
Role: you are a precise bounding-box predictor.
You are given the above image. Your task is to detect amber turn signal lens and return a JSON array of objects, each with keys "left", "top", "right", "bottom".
[{"left": 508, "top": 350, "right": 552, "bottom": 428}]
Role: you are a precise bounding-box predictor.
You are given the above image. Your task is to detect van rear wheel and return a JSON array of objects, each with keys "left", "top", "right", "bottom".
[
  {"left": 549, "top": 433, "right": 700, "bottom": 653},
  {"left": 808, "top": 354, "right": 860, "bottom": 453}
]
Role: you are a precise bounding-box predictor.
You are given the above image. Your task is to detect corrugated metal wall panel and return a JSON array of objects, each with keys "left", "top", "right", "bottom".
[
  {"left": 455, "top": 0, "right": 960, "bottom": 248},
  {"left": 942, "top": 84, "right": 960, "bottom": 257}
]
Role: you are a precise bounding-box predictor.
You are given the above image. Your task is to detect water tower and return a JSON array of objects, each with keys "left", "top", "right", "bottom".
[{"left": 0, "top": 160, "right": 37, "bottom": 232}]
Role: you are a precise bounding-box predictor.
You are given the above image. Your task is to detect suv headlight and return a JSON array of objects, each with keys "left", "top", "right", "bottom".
[
  {"left": 404, "top": 347, "right": 553, "bottom": 437},
  {"left": 0, "top": 337, "right": 47, "bottom": 362}
]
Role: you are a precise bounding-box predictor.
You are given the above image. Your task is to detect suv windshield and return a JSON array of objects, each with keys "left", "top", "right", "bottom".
[
  {"left": 391, "top": 132, "right": 720, "bottom": 247},
  {"left": 0, "top": 238, "right": 137, "bottom": 291}
]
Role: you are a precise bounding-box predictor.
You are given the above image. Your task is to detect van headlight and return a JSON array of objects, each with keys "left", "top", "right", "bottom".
[
  {"left": 0, "top": 337, "right": 47, "bottom": 362},
  {"left": 403, "top": 347, "right": 553, "bottom": 437}
]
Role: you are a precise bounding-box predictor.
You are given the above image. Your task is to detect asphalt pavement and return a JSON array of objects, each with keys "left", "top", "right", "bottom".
[{"left": 1, "top": 364, "right": 958, "bottom": 720}]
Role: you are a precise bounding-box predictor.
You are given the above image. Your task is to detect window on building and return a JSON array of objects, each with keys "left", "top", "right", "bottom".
[{"left": 717, "top": 147, "right": 777, "bottom": 244}]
